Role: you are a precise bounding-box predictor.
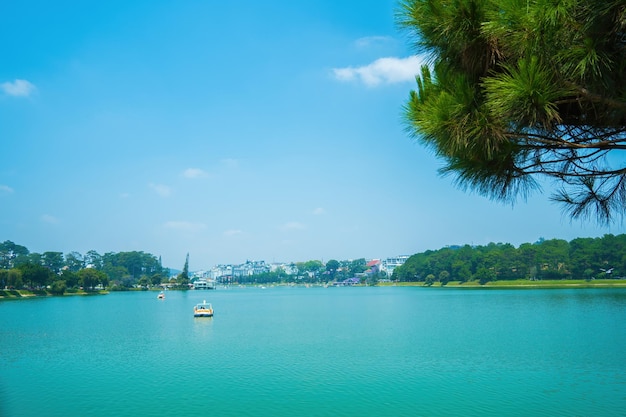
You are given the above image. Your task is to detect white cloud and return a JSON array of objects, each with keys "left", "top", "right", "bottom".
[
  {"left": 220, "top": 158, "right": 239, "bottom": 169},
  {"left": 223, "top": 229, "right": 243, "bottom": 237},
  {"left": 41, "top": 214, "right": 59, "bottom": 224},
  {"left": 183, "top": 168, "right": 208, "bottom": 179},
  {"left": 1, "top": 79, "right": 36, "bottom": 97},
  {"left": 281, "top": 221, "right": 306, "bottom": 231},
  {"left": 164, "top": 221, "right": 206, "bottom": 232},
  {"left": 332, "top": 55, "right": 425, "bottom": 86},
  {"left": 354, "top": 36, "right": 393, "bottom": 48},
  {"left": 149, "top": 183, "right": 171, "bottom": 197},
  {"left": 312, "top": 207, "right": 326, "bottom": 215},
  {"left": 0, "top": 184, "right": 14, "bottom": 194}
]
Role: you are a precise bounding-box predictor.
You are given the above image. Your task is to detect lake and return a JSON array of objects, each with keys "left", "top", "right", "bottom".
[{"left": 1, "top": 286, "right": 625, "bottom": 416}]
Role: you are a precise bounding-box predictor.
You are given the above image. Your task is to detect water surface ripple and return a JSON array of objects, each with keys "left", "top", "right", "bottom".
[{"left": 1, "top": 286, "right": 625, "bottom": 416}]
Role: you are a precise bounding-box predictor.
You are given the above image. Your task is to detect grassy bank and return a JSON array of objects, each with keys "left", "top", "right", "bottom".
[
  {"left": 380, "top": 279, "right": 626, "bottom": 288},
  {"left": 0, "top": 289, "right": 109, "bottom": 299}
]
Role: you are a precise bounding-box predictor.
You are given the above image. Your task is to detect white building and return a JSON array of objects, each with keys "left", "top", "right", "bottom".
[{"left": 381, "top": 255, "right": 410, "bottom": 277}]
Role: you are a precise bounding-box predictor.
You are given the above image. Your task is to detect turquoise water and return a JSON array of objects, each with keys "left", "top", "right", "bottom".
[{"left": 1, "top": 286, "right": 625, "bottom": 416}]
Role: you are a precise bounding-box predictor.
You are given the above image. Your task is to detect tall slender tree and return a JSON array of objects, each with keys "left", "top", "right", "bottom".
[{"left": 177, "top": 253, "right": 190, "bottom": 287}]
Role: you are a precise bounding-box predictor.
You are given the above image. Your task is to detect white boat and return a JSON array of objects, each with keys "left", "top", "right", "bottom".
[
  {"left": 193, "top": 279, "right": 216, "bottom": 290},
  {"left": 194, "top": 300, "right": 214, "bottom": 317},
  {"left": 157, "top": 291, "right": 165, "bottom": 299}
]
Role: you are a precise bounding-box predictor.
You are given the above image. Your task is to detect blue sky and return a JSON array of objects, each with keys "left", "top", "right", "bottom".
[{"left": 0, "top": 0, "right": 620, "bottom": 271}]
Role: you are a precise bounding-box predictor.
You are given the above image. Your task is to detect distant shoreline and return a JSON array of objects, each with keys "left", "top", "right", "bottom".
[{"left": 2, "top": 280, "right": 626, "bottom": 299}]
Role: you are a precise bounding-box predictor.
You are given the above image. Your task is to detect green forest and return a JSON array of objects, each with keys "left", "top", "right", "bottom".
[
  {"left": 0, "top": 242, "right": 170, "bottom": 294},
  {"left": 392, "top": 234, "right": 626, "bottom": 285}
]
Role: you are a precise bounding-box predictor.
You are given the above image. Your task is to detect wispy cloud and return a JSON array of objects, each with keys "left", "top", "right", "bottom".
[
  {"left": 312, "top": 207, "right": 326, "bottom": 215},
  {"left": 0, "top": 184, "right": 14, "bottom": 194},
  {"left": 1, "top": 79, "right": 36, "bottom": 97},
  {"left": 164, "top": 221, "right": 206, "bottom": 232},
  {"left": 220, "top": 158, "right": 239, "bottom": 169},
  {"left": 41, "top": 214, "right": 59, "bottom": 224},
  {"left": 182, "top": 168, "right": 209, "bottom": 179},
  {"left": 149, "top": 183, "right": 171, "bottom": 197},
  {"left": 332, "top": 55, "right": 425, "bottom": 86},
  {"left": 223, "top": 229, "right": 243, "bottom": 237},
  {"left": 281, "top": 221, "right": 306, "bottom": 231},
  {"left": 354, "top": 36, "right": 393, "bottom": 48}
]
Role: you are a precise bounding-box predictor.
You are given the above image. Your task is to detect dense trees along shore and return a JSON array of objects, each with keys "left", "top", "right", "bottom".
[
  {"left": 392, "top": 235, "right": 626, "bottom": 285},
  {"left": 1, "top": 234, "right": 625, "bottom": 296},
  {"left": 0, "top": 243, "right": 170, "bottom": 295}
]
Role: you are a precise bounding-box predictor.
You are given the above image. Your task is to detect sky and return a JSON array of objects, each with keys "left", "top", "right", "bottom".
[{"left": 0, "top": 0, "right": 621, "bottom": 271}]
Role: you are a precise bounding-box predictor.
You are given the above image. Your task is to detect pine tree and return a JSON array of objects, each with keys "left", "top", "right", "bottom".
[
  {"left": 177, "top": 253, "right": 190, "bottom": 287},
  {"left": 398, "top": 0, "right": 626, "bottom": 224}
]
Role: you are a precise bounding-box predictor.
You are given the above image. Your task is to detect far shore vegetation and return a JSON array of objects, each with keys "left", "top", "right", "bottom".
[{"left": 1, "top": 234, "right": 626, "bottom": 298}]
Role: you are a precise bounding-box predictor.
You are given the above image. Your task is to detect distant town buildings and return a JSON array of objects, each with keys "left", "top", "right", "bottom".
[{"left": 189, "top": 256, "right": 409, "bottom": 283}]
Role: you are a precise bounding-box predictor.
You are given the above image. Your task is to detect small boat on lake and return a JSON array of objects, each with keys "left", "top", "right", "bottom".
[
  {"left": 193, "top": 279, "right": 215, "bottom": 290},
  {"left": 157, "top": 291, "right": 165, "bottom": 300},
  {"left": 194, "top": 300, "right": 214, "bottom": 317}
]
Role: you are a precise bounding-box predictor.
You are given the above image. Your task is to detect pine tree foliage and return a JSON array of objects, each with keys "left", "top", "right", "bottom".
[
  {"left": 177, "top": 253, "right": 190, "bottom": 286},
  {"left": 398, "top": 0, "right": 626, "bottom": 224}
]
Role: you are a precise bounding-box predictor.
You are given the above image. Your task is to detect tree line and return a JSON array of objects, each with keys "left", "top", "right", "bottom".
[
  {"left": 392, "top": 234, "right": 626, "bottom": 285},
  {"left": 2, "top": 234, "right": 624, "bottom": 292},
  {"left": 0, "top": 241, "right": 170, "bottom": 294}
]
